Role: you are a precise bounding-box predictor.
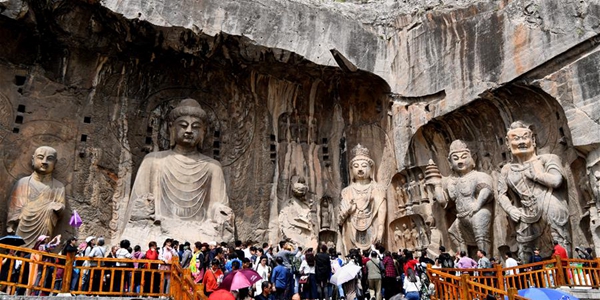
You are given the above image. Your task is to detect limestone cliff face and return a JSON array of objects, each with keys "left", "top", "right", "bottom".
[{"left": 0, "top": 0, "right": 599, "bottom": 255}]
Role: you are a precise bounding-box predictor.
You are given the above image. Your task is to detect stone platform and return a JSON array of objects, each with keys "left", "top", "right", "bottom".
[{"left": 559, "top": 287, "right": 600, "bottom": 300}]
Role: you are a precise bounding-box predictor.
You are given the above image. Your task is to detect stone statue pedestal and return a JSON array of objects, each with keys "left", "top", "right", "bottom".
[{"left": 121, "top": 218, "right": 234, "bottom": 245}]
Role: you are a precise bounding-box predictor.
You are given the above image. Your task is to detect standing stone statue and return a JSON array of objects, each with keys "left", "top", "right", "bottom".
[
  {"left": 425, "top": 140, "right": 494, "bottom": 253},
  {"left": 279, "top": 177, "right": 315, "bottom": 247},
  {"left": 122, "top": 98, "right": 234, "bottom": 244},
  {"left": 7, "top": 146, "right": 65, "bottom": 248},
  {"left": 497, "top": 121, "right": 570, "bottom": 260},
  {"left": 319, "top": 196, "right": 332, "bottom": 230},
  {"left": 338, "top": 144, "right": 386, "bottom": 252},
  {"left": 403, "top": 223, "right": 415, "bottom": 250},
  {"left": 411, "top": 222, "right": 420, "bottom": 249},
  {"left": 393, "top": 225, "right": 405, "bottom": 249}
]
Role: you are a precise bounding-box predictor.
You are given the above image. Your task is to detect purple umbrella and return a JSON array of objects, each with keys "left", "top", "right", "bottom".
[{"left": 69, "top": 210, "right": 82, "bottom": 227}]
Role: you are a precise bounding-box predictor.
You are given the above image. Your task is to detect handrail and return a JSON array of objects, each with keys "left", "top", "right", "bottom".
[
  {"left": 0, "top": 243, "right": 204, "bottom": 298},
  {"left": 427, "top": 255, "right": 599, "bottom": 300}
]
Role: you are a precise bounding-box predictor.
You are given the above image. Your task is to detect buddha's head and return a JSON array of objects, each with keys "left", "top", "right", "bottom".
[
  {"left": 506, "top": 121, "right": 536, "bottom": 160},
  {"left": 447, "top": 140, "right": 475, "bottom": 175},
  {"left": 292, "top": 177, "right": 308, "bottom": 199},
  {"left": 168, "top": 98, "right": 208, "bottom": 150},
  {"left": 350, "top": 144, "right": 374, "bottom": 182},
  {"left": 31, "top": 146, "right": 58, "bottom": 175}
]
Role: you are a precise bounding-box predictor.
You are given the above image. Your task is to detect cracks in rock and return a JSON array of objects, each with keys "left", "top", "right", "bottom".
[{"left": 516, "top": 33, "right": 600, "bottom": 83}]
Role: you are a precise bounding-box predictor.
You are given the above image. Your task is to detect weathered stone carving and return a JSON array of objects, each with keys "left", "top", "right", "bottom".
[
  {"left": 319, "top": 195, "right": 332, "bottom": 230},
  {"left": 339, "top": 144, "right": 387, "bottom": 252},
  {"left": 279, "top": 177, "right": 316, "bottom": 247},
  {"left": 426, "top": 140, "right": 494, "bottom": 253},
  {"left": 586, "top": 148, "right": 600, "bottom": 255},
  {"left": 497, "top": 121, "right": 570, "bottom": 260},
  {"left": 121, "top": 99, "right": 234, "bottom": 244},
  {"left": 7, "top": 146, "right": 65, "bottom": 248}
]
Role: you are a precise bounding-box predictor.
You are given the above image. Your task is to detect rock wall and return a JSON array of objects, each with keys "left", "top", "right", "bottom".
[{"left": 0, "top": 0, "right": 599, "bottom": 255}]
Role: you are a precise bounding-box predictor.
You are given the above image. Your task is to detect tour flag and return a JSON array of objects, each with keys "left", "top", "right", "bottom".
[{"left": 69, "top": 210, "right": 83, "bottom": 227}]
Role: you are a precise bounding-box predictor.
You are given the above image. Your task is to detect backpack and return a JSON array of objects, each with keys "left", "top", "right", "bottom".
[
  {"left": 440, "top": 253, "right": 454, "bottom": 268},
  {"left": 291, "top": 255, "right": 302, "bottom": 275}
]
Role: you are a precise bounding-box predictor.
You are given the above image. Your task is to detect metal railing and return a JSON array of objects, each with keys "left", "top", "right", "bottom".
[
  {"left": 427, "top": 255, "right": 600, "bottom": 300},
  {"left": 0, "top": 244, "right": 205, "bottom": 299}
]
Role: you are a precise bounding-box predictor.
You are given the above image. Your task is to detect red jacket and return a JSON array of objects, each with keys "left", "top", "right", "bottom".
[{"left": 553, "top": 244, "right": 568, "bottom": 265}]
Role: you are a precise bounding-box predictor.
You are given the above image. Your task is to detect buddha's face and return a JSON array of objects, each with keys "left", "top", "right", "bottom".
[
  {"left": 450, "top": 150, "right": 473, "bottom": 175},
  {"left": 32, "top": 147, "right": 57, "bottom": 175},
  {"left": 507, "top": 128, "right": 535, "bottom": 158},
  {"left": 173, "top": 115, "right": 205, "bottom": 148},
  {"left": 351, "top": 159, "right": 372, "bottom": 181}
]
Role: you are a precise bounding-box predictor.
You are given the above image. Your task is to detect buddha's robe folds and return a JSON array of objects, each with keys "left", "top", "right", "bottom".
[{"left": 8, "top": 176, "right": 65, "bottom": 248}]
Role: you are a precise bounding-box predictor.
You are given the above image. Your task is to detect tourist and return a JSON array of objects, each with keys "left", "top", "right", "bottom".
[
  {"left": 329, "top": 248, "right": 345, "bottom": 300},
  {"left": 159, "top": 239, "right": 177, "bottom": 294},
  {"left": 131, "top": 245, "right": 144, "bottom": 293},
  {"left": 114, "top": 239, "right": 132, "bottom": 293},
  {"left": 437, "top": 246, "right": 454, "bottom": 268},
  {"left": 271, "top": 256, "right": 292, "bottom": 300},
  {"left": 203, "top": 259, "right": 224, "bottom": 297},
  {"left": 403, "top": 268, "right": 421, "bottom": 300},
  {"left": 366, "top": 251, "right": 383, "bottom": 300},
  {"left": 419, "top": 251, "right": 434, "bottom": 266},
  {"left": 504, "top": 252, "right": 519, "bottom": 275},
  {"left": 382, "top": 251, "right": 399, "bottom": 300},
  {"left": 144, "top": 241, "right": 161, "bottom": 294},
  {"left": 315, "top": 244, "right": 331, "bottom": 300},
  {"left": 255, "top": 281, "right": 272, "bottom": 300},
  {"left": 456, "top": 251, "right": 476, "bottom": 270},
  {"left": 299, "top": 249, "right": 317, "bottom": 300},
  {"left": 254, "top": 256, "right": 271, "bottom": 296},
  {"left": 190, "top": 242, "right": 206, "bottom": 283},
  {"left": 88, "top": 237, "right": 107, "bottom": 293},
  {"left": 180, "top": 242, "right": 192, "bottom": 269},
  {"left": 553, "top": 241, "right": 568, "bottom": 262},
  {"left": 31, "top": 234, "right": 61, "bottom": 295}
]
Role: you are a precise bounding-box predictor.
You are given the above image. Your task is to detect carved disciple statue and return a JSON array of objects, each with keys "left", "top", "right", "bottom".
[
  {"left": 123, "top": 99, "right": 234, "bottom": 243},
  {"left": 279, "top": 178, "right": 316, "bottom": 247},
  {"left": 7, "top": 146, "right": 65, "bottom": 248},
  {"left": 320, "top": 196, "right": 332, "bottom": 230},
  {"left": 426, "top": 140, "right": 494, "bottom": 252},
  {"left": 498, "top": 121, "right": 570, "bottom": 259},
  {"left": 338, "top": 144, "right": 386, "bottom": 252}
]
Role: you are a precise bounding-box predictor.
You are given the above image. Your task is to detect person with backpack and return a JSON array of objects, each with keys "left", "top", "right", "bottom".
[
  {"left": 299, "top": 250, "right": 318, "bottom": 300},
  {"left": 437, "top": 246, "right": 454, "bottom": 269},
  {"left": 366, "top": 251, "right": 383, "bottom": 300},
  {"left": 315, "top": 245, "right": 332, "bottom": 300},
  {"left": 403, "top": 268, "right": 421, "bottom": 300}
]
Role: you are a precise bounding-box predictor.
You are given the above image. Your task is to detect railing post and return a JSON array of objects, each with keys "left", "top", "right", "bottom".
[
  {"left": 61, "top": 252, "right": 75, "bottom": 293},
  {"left": 555, "top": 255, "right": 566, "bottom": 286},
  {"left": 460, "top": 274, "right": 470, "bottom": 300},
  {"left": 170, "top": 256, "right": 180, "bottom": 297},
  {"left": 496, "top": 263, "right": 505, "bottom": 291},
  {"left": 507, "top": 287, "right": 517, "bottom": 300}
]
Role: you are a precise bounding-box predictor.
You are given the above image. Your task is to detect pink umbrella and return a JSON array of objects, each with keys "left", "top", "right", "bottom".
[
  {"left": 219, "top": 269, "right": 262, "bottom": 291},
  {"left": 69, "top": 210, "right": 82, "bottom": 227}
]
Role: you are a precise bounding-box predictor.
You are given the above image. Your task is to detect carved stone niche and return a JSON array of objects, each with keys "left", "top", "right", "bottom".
[
  {"left": 388, "top": 215, "right": 430, "bottom": 252},
  {"left": 585, "top": 148, "right": 600, "bottom": 255},
  {"left": 404, "top": 84, "right": 584, "bottom": 260}
]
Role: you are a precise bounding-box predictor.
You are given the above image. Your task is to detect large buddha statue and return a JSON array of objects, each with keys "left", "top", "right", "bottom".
[
  {"left": 426, "top": 140, "right": 494, "bottom": 253},
  {"left": 121, "top": 99, "right": 234, "bottom": 243},
  {"left": 7, "top": 146, "right": 65, "bottom": 248},
  {"left": 338, "top": 144, "right": 386, "bottom": 252},
  {"left": 497, "top": 121, "right": 570, "bottom": 260}
]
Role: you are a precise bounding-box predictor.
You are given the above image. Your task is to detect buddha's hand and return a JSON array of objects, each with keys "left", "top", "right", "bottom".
[
  {"left": 213, "top": 204, "right": 234, "bottom": 223},
  {"left": 49, "top": 202, "right": 65, "bottom": 212}
]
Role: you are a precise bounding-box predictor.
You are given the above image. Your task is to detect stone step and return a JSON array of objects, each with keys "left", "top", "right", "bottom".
[{"left": 559, "top": 287, "right": 600, "bottom": 300}]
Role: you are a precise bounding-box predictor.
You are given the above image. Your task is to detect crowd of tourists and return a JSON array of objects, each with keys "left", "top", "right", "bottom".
[{"left": 0, "top": 234, "right": 596, "bottom": 300}]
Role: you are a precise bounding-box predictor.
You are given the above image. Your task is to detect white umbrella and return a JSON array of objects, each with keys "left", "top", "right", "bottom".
[{"left": 330, "top": 263, "right": 362, "bottom": 285}]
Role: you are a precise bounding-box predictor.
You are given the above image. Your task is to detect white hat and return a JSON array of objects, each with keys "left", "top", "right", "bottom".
[{"left": 85, "top": 236, "right": 96, "bottom": 243}]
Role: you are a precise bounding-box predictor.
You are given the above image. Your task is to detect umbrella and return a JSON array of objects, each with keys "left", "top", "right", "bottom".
[
  {"left": 209, "top": 289, "right": 235, "bottom": 300},
  {"left": 0, "top": 235, "right": 25, "bottom": 247},
  {"left": 219, "top": 269, "right": 262, "bottom": 291},
  {"left": 330, "top": 262, "right": 362, "bottom": 285},
  {"left": 518, "top": 287, "right": 579, "bottom": 300},
  {"left": 69, "top": 210, "right": 82, "bottom": 227}
]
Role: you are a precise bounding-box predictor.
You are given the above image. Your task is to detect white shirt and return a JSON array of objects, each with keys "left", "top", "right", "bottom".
[
  {"left": 404, "top": 276, "right": 421, "bottom": 293},
  {"left": 116, "top": 248, "right": 132, "bottom": 267},
  {"left": 299, "top": 260, "right": 315, "bottom": 274},
  {"left": 505, "top": 257, "right": 519, "bottom": 275}
]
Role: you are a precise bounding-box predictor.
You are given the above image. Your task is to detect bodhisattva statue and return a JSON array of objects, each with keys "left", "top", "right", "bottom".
[
  {"left": 403, "top": 223, "right": 415, "bottom": 250},
  {"left": 279, "top": 178, "right": 316, "bottom": 247},
  {"left": 7, "top": 146, "right": 65, "bottom": 248},
  {"left": 426, "top": 140, "right": 494, "bottom": 253},
  {"left": 498, "top": 121, "right": 570, "bottom": 259},
  {"left": 338, "top": 144, "right": 386, "bottom": 252},
  {"left": 123, "top": 98, "right": 234, "bottom": 243}
]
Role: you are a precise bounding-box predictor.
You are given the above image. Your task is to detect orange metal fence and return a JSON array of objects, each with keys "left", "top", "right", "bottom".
[
  {"left": 0, "top": 244, "right": 204, "bottom": 299},
  {"left": 428, "top": 256, "right": 600, "bottom": 300}
]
